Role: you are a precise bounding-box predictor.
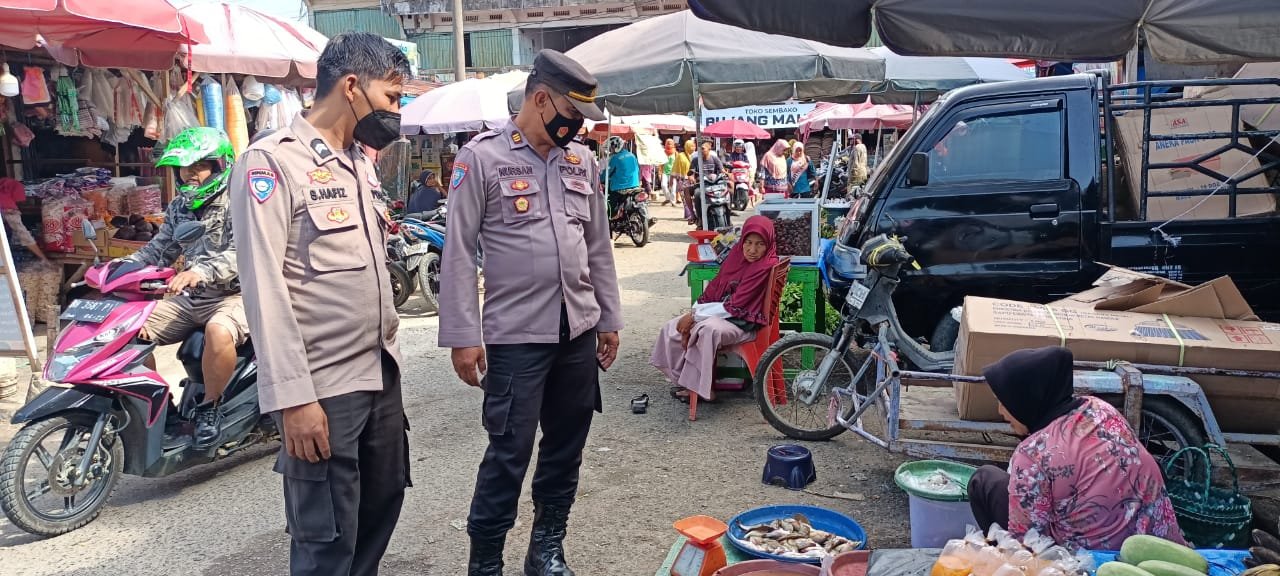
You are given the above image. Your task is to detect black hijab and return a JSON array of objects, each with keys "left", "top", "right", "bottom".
[{"left": 982, "top": 346, "right": 1084, "bottom": 434}]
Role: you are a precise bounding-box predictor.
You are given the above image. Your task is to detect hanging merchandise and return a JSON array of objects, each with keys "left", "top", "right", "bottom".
[
  {"left": 224, "top": 79, "right": 248, "bottom": 155},
  {"left": 162, "top": 93, "right": 198, "bottom": 142},
  {"left": 54, "top": 68, "right": 80, "bottom": 134},
  {"left": 88, "top": 70, "right": 116, "bottom": 128},
  {"left": 21, "top": 66, "right": 51, "bottom": 105},
  {"left": 114, "top": 74, "right": 144, "bottom": 129},
  {"left": 241, "top": 75, "right": 265, "bottom": 101},
  {"left": 0, "top": 63, "right": 18, "bottom": 97},
  {"left": 262, "top": 83, "right": 282, "bottom": 105},
  {"left": 200, "top": 75, "right": 225, "bottom": 131},
  {"left": 300, "top": 87, "right": 316, "bottom": 109},
  {"left": 193, "top": 86, "right": 207, "bottom": 127}
]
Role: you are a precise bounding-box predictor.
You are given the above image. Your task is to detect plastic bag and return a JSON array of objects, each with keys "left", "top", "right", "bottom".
[
  {"left": 224, "top": 79, "right": 249, "bottom": 154},
  {"left": 128, "top": 185, "right": 162, "bottom": 215},
  {"left": 201, "top": 76, "right": 225, "bottom": 131},
  {"left": 162, "top": 94, "right": 199, "bottom": 142},
  {"left": 21, "top": 66, "right": 51, "bottom": 104},
  {"left": 932, "top": 539, "right": 977, "bottom": 576}
]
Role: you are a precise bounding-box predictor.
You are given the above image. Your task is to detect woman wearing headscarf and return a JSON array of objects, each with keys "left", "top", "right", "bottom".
[
  {"left": 968, "top": 346, "right": 1187, "bottom": 550},
  {"left": 787, "top": 144, "right": 817, "bottom": 198},
  {"left": 652, "top": 216, "right": 778, "bottom": 402},
  {"left": 761, "top": 139, "right": 790, "bottom": 197},
  {"left": 406, "top": 169, "right": 446, "bottom": 215},
  {"left": 673, "top": 139, "right": 696, "bottom": 223},
  {"left": 0, "top": 178, "right": 47, "bottom": 263},
  {"left": 662, "top": 138, "right": 677, "bottom": 205}
]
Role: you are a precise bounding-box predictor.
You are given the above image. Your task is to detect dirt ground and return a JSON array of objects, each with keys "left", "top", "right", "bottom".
[{"left": 0, "top": 203, "right": 913, "bottom": 575}]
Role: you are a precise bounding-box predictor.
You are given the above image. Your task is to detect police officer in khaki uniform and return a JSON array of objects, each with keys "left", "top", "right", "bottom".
[
  {"left": 440, "top": 49, "right": 623, "bottom": 576},
  {"left": 229, "top": 33, "right": 412, "bottom": 576}
]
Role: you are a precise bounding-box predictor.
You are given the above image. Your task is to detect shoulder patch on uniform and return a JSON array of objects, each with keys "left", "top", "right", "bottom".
[
  {"left": 451, "top": 162, "right": 470, "bottom": 189},
  {"left": 310, "top": 138, "right": 333, "bottom": 159},
  {"left": 248, "top": 168, "right": 278, "bottom": 203}
]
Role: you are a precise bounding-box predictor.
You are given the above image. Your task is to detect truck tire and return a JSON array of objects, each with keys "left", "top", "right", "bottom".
[{"left": 929, "top": 312, "right": 961, "bottom": 353}]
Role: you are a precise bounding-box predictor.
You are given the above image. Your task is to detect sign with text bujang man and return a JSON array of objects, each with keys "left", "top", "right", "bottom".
[{"left": 700, "top": 102, "right": 818, "bottom": 130}]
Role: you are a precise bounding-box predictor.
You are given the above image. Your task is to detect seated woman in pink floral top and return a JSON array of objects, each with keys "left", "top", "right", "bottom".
[{"left": 968, "top": 346, "right": 1187, "bottom": 550}]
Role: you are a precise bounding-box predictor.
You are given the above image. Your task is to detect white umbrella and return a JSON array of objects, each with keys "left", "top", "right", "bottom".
[
  {"left": 178, "top": 2, "right": 328, "bottom": 79},
  {"left": 401, "top": 70, "right": 528, "bottom": 134}
]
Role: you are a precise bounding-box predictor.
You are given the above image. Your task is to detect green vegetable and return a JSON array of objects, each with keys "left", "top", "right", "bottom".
[
  {"left": 1120, "top": 535, "right": 1208, "bottom": 573},
  {"left": 1099, "top": 561, "right": 1157, "bottom": 576},
  {"left": 1137, "top": 560, "right": 1208, "bottom": 576}
]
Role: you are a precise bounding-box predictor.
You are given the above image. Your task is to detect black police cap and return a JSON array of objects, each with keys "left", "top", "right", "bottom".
[{"left": 529, "top": 49, "right": 606, "bottom": 121}]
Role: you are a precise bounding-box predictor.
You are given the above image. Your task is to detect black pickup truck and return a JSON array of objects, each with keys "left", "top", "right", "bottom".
[{"left": 825, "top": 74, "right": 1280, "bottom": 349}]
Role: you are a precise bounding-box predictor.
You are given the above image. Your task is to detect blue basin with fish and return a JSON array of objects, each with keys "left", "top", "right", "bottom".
[{"left": 727, "top": 504, "right": 868, "bottom": 565}]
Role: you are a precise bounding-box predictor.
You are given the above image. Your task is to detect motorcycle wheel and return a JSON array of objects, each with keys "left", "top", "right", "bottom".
[
  {"left": 732, "top": 191, "right": 748, "bottom": 212},
  {"left": 627, "top": 213, "right": 649, "bottom": 247},
  {"left": 0, "top": 415, "right": 124, "bottom": 536},
  {"left": 389, "top": 261, "right": 412, "bottom": 309},
  {"left": 416, "top": 252, "right": 442, "bottom": 313},
  {"left": 709, "top": 208, "right": 729, "bottom": 231},
  {"left": 753, "top": 332, "right": 876, "bottom": 441}
]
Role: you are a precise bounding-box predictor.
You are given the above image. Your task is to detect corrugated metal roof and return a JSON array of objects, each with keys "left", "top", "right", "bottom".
[
  {"left": 314, "top": 8, "right": 406, "bottom": 40},
  {"left": 469, "top": 29, "right": 513, "bottom": 68}
]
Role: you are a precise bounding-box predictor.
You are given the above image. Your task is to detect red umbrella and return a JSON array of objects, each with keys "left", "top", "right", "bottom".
[
  {"left": 0, "top": 0, "right": 208, "bottom": 70},
  {"left": 702, "top": 119, "right": 771, "bottom": 139}
]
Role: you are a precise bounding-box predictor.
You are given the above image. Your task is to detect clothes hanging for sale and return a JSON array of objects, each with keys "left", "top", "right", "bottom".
[
  {"left": 54, "top": 69, "right": 80, "bottom": 134},
  {"left": 20, "top": 66, "right": 51, "bottom": 105}
]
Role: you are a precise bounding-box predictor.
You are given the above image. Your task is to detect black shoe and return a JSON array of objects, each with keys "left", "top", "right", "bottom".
[
  {"left": 524, "top": 503, "right": 575, "bottom": 576},
  {"left": 468, "top": 535, "right": 505, "bottom": 576},
  {"left": 193, "top": 403, "right": 222, "bottom": 448}
]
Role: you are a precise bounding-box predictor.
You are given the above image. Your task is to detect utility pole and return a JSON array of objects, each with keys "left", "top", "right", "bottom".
[{"left": 452, "top": 0, "right": 466, "bottom": 81}]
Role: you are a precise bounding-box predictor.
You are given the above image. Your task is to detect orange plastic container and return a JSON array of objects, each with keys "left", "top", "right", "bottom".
[{"left": 673, "top": 515, "right": 728, "bottom": 544}]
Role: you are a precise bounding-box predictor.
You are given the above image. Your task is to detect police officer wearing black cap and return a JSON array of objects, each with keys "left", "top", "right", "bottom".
[{"left": 439, "top": 49, "right": 623, "bottom": 576}]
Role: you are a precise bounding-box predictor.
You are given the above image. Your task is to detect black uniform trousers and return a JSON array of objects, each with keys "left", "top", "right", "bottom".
[
  {"left": 968, "top": 464, "right": 1011, "bottom": 532},
  {"left": 467, "top": 306, "right": 601, "bottom": 539},
  {"left": 273, "top": 351, "right": 410, "bottom": 576}
]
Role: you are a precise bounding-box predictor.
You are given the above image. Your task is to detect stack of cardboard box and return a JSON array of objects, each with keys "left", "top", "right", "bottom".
[{"left": 952, "top": 267, "right": 1280, "bottom": 433}]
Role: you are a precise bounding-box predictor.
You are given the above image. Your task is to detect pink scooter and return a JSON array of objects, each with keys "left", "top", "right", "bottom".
[{"left": 0, "top": 221, "right": 270, "bottom": 536}]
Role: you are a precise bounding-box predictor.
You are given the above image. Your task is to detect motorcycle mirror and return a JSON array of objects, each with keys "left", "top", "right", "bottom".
[{"left": 173, "top": 220, "right": 207, "bottom": 247}]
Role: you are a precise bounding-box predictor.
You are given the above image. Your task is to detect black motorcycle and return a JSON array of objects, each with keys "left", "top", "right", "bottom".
[{"left": 608, "top": 187, "right": 653, "bottom": 247}]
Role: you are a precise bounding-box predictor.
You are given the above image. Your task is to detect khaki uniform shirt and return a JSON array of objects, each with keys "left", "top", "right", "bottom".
[
  {"left": 438, "top": 119, "right": 623, "bottom": 348},
  {"left": 230, "top": 113, "right": 402, "bottom": 413}
]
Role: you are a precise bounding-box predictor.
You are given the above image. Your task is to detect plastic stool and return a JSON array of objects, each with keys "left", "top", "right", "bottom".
[{"left": 762, "top": 444, "right": 817, "bottom": 490}]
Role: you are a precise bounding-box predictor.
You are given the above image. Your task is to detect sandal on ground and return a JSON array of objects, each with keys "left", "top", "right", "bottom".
[
  {"left": 669, "top": 386, "right": 690, "bottom": 404},
  {"left": 631, "top": 394, "right": 650, "bottom": 414}
]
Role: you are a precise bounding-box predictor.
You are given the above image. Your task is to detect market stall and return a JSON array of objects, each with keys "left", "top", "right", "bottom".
[{"left": 0, "top": 2, "right": 324, "bottom": 320}]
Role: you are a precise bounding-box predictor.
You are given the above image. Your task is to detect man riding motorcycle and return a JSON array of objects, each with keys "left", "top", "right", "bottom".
[
  {"left": 603, "top": 135, "right": 642, "bottom": 219},
  {"left": 118, "top": 127, "right": 247, "bottom": 447}
]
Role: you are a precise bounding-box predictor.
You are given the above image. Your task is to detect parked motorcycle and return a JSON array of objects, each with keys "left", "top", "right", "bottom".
[
  {"left": 399, "top": 208, "right": 446, "bottom": 312},
  {"left": 608, "top": 187, "right": 652, "bottom": 247},
  {"left": 694, "top": 172, "right": 732, "bottom": 231},
  {"left": 0, "top": 221, "right": 272, "bottom": 536},
  {"left": 730, "top": 160, "right": 752, "bottom": 211},
  {"left": 386, "top": 232, "right": 415, "bottom": 309}
]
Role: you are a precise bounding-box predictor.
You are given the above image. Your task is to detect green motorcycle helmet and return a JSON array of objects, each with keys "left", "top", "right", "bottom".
[{"left": 156, "top": 127, "right": 235, "bottom": 211}]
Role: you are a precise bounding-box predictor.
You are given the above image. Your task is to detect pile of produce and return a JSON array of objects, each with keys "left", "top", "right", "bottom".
[
  {"left": 767, "top": 211, "right": 814, "bottom": 257},
  {"left": 930, "top": 526, "right": 1094, "bottom": 576},
  {"left": 1097, "top": 535, "right": 1207, "bottom": 576},
  {"left": 730, "top": 513, "right": 861, "bottom": 560},
  {"left": 1245, "top": 525, "right": 1280, "bottom": 572},
  {"left": 111, "top": 214, "right": 160, "bottom": 241}
]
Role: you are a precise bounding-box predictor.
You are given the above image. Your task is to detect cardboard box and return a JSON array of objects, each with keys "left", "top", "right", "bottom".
[
  {"left": 1053, "top": 265, "right": 1258, "bottom": 321},
  {"left": 105, "top": 238, "right": 146, "bottom": 258},
  {"left": 1183, "top": 64, "right": 1280, "bottom": 132},
  {"left": 1113, "top": 105, "right": 1276, "bottom": 220},
  {"left": 952, "top": 296, "right": 1280, "bottom": 432}
]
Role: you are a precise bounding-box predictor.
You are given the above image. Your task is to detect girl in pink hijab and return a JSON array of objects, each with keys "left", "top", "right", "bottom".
[
  {"left": 652, "top": 216, "right": 779, "bottom": 402},
  {"left": 761, "top": 139, "right": 790, "bottom": 196}
]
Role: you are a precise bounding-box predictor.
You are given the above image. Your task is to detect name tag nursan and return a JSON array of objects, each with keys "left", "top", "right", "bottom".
[{"left": 499, "top": 165, "right": 535, "bottom": 178}]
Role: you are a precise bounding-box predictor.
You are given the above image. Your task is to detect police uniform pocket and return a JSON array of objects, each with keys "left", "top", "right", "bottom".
[
  {"left": 561, "top": 176, "right": 595, "bottom": 222},
  {"left": 304, "top": 196, "right": 367, "bottom": 273},
  {"left": 480, "top": 371, "right": 514, "bottom": 435},
  {"left": 273, "top": 455, "right": 340, "bottom": 542},
  {"left": 499, "top": 178, "right": 545, "bottom": 224}
]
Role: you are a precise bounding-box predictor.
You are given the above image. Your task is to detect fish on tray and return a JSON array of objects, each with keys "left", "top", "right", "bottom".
[{"left": 732, "top": 513, "right": 862, "bottom": 560}]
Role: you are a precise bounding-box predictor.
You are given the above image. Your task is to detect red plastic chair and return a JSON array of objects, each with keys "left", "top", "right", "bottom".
[{"left": 689, "top": 257, "right": 791, "bottom": 421}]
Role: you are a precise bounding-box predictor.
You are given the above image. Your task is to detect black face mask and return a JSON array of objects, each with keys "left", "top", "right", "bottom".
[
  {"left": 351, "top": 88, "right": 401, "bottom": 150},
  {"left": 540, "top": 96, "right": 584, "bottom": 148}
]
